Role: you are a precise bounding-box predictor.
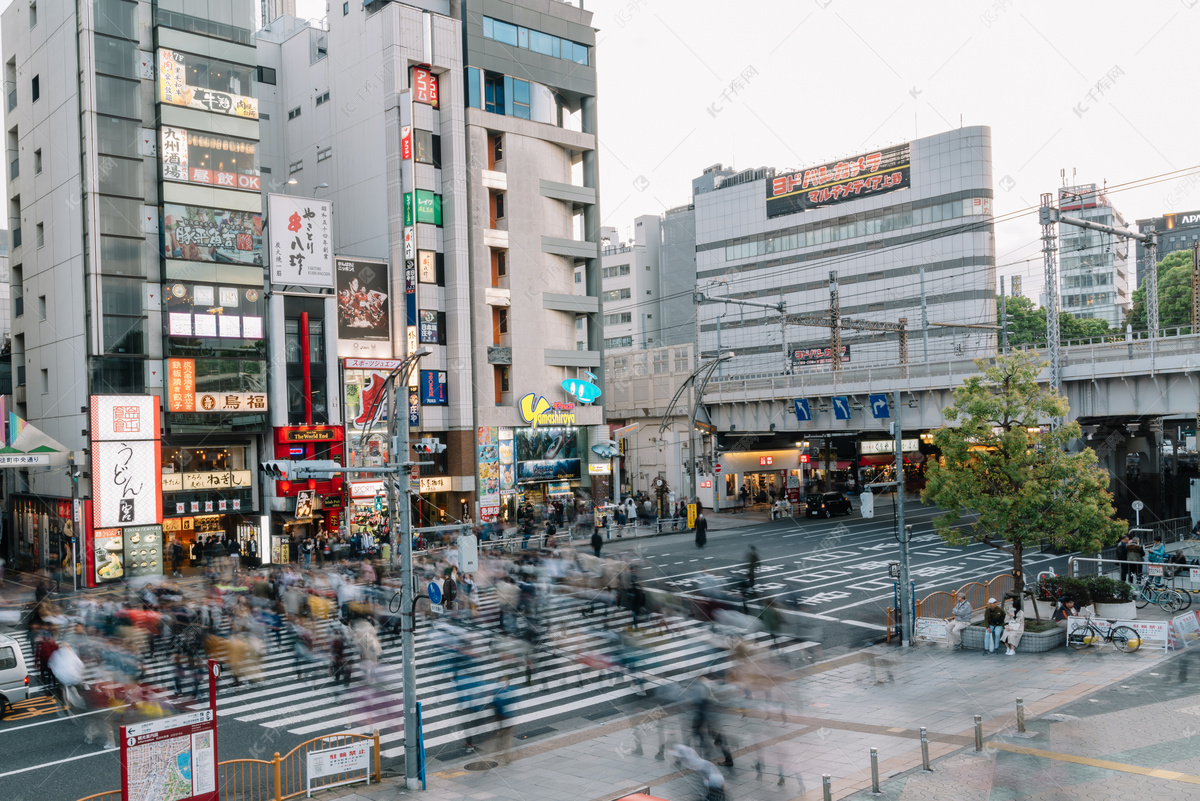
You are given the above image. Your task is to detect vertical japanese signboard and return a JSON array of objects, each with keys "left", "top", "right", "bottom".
[
  {"left": 268, "top": 194, "right": 334, "bottom": 287},
  {"left": 90, "top": 396, "right": 162, "bottom": 530},
  {"left": 411, "top": 65, "right": 439, "bottom": 107}
]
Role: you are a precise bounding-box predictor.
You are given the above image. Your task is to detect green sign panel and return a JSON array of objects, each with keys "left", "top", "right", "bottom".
[{"left": 403, "top": 190, "right": 442, "bottom": 226}]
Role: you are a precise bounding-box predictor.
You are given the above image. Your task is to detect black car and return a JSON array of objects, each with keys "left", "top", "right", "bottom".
[{"left": 805, "top": 492, "right": 852, "bottom": 518}]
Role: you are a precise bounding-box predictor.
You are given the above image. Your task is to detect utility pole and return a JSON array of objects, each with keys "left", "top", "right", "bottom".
[
  {"left": 999, "top": 275, "right": 1008, "bottom": 355},
  {"left": 895, "top": 389, "right": 911, "bottom": 647},
  {"left": 920, "top": 264, "right": 929, "bottom": 363},
  {"left": 1039, "top": 193, "right": 1062, "bottom": 396},
  {"left": 386, "top": 373, "right": 419, "bottom": 788},
  {"left": 829, "top": 271, "right": 842, "bottom": 372}
]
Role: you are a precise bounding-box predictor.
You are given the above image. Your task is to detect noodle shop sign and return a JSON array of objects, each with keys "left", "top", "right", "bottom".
[{"left": 517, "top": 393, "right": 575, "bottom": 428}]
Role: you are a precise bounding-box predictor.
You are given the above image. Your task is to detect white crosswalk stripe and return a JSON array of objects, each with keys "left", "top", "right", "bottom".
[{"left": 8, "top": 593, "right": 813, "bottom": 758}]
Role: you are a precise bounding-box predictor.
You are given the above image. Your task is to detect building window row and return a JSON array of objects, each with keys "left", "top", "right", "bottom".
[
  {"left": 481, "top": 16, "right": 589, "bottom": 65},
  {"left": 604, "top": 312, "right": 632, "bottom": 325},
  {"left": 602, "top": 288, "right": 631, "bottom": 301},
  {"left": 154, "top": 7, "right": 254, "bottom": 46},
  {"left": 723, "top": 197, "right": 992, "bottom": 262},
  {"left": 466, "top": 68, "right": 565, "bottom": 127},
  {"left": 316, "top": 147, "right": 332, "bottom": 162},
  {"left": 602, "top": 264, "right": 630, "bottom": 278},
  {"left": 315, "top": 90, "right": 330, "bottom": 106},
  {"left": 604, "top": 336, "right": 633, "bottom": 349}
]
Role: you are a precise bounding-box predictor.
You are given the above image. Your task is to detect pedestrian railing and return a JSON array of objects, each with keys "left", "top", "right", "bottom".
[
  {"left": 75, "top": 731, "right": 381, "bottom": 801},
  {"left": 892, "top": 574, "right": 1016, "bottom": 633}
]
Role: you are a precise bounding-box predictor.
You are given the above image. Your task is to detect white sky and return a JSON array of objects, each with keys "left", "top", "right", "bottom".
[
  {"left": 303, "top": 0, "right": 1200, "bottom": 300},
  {"left": 24, "top": 0, "right": 1191, "bottom": 303}
]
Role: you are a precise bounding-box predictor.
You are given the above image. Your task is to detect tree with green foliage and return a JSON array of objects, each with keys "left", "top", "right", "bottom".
[
  {"left": 997, "top": 294, "right": 1112, "bottom": 349},
  {"left": 1126, "top": 249, "right": 1195, "bottom": 333},
  {"left": 921, "top": 352, "right": 1125, "bottom": 596}
]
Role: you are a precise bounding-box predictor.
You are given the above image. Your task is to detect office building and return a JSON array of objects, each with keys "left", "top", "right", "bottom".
[
  {"left": 1058, "top": 184, "right": 1130, "bottom": 328},
  {"left": 592, "top": 216, "right": 661, "bottom": 352},
  {"left": 1136, "top": 209, "right": 1200, "bottom": 287},
  {"left": 2, "top": 0, "right": 267, "bottom": 578},
  {"left": 256, "top": 0, "right": 606, "bottom": 529},
  {"left": 693, "top": 127, "right": 997, "bottom": 377}
]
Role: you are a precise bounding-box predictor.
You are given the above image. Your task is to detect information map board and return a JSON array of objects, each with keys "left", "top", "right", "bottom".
[{"left": 121, "top": 709, "right": 218, "bottom": 801}]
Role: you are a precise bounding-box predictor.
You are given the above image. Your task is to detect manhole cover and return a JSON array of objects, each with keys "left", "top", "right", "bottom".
[{"left": 464, "top": 760, "right": 499, "bottom": 772}]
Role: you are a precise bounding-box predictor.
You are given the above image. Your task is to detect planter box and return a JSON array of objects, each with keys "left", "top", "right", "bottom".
[
  {"left": 962, "top": 623, "right": 1065, "bottom": 653},
  {"left": 1094, "top": 601, "right": 1137, "bottom": 619},
  {"left": 1033, "top": 599, "right": 1057, "bottom": 620}
]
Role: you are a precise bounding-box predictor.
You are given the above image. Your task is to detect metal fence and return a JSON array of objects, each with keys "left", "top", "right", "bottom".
[{"left": 76, "top": 731, "right": 381, "bottom": 801}]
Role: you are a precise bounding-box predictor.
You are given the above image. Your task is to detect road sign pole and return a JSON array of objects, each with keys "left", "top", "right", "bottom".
[
  {"left": 392, "top": 376, "right": 419, "bottom": 788},
  {"left": 895, "top": 389, "right": 912, "bottom": 647}
]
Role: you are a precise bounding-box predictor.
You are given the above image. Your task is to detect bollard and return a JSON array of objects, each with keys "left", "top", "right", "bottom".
[
  {"left": 822, "top": 773, "right": 832, "bottom": 801},
  {"left": 1016, "top": 698, "right": 1026, "bottom": 733},
  {"left": 974, "top": 715, "right": 983, "bottom": 751},
  {"left": 920, "top": 726, "right": 931, "bottom": 771},
  {"left": 870, "top": 747, "right": 881, "bottom": 794}
]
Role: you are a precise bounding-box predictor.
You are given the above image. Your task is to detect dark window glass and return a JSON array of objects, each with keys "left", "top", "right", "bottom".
[
  {"left": 96, "top": 75, "right": 139, "bottom": 118},
  {"left": 95, "top": 0, "right": 137, "bottom": 39},
  {"left": 466, "top": 67, "right": 480, "bottom": 109},
  {"left": 94, "top": 34, "right": 139, "bottom": 78},
  {"left": 484, "top": 73, "right": 504, "bottom": 114},
  {"left": 284, "top": 318, "right": 301, "bottom": 363},
  {"left": 97, "top": 157, "right": 142, "bottom": 198},
  {"left": 101, "top": 276, "right": 141, "bottom": 314},
  {"left": 96, "top": 115, "right": 139, "bottom": 157},
  {"left": 431, "top": 135, "right": 441, "bottom": 169},
  {"left": 413, "top": 129, "right": 434, "bottom": 165},
  {"left": 100, "top": 236, "right": 143, "bottom": 276},
  {"left": 256, "top": 65, "right": 276, "bottom": 85},
  {"left": 91, "top": 357, "right": 145, "bottom": 393},
  {"left": 102, "top": 316, "right": 146, "bottom": 354}
]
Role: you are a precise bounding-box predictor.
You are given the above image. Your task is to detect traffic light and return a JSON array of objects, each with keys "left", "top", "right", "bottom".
[
  {"left": 292, "top": 460, "right": 343, "bottom": 480},
  {"left": 413, "top": 439, "right": 447, "bottom": 454},
  {"left": 261, "top": 460, "right": 295, "bottom": 480}
]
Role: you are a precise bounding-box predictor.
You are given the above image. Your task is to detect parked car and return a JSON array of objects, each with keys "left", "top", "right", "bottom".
[
  {"left": 805, "top": 492, "right": 852, "bottom": 518},
  {"left": 0, "top": 632, "right": 30, "bottom": 719}
]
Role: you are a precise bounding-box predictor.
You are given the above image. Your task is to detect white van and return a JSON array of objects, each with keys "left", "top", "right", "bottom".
[{"left": 0, "top": 632, "right": 30, "bottom": 718}]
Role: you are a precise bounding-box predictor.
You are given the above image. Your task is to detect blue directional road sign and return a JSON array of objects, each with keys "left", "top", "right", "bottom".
[
  {"left": 793, "top": 399, "right": 811, "bottom": 422},
  {"left": 869, "top": 394, "right": 890, "bottom": 419},
  {"left": 831, "top": 396, "right": 851, "bottom": 420},
  {"left": 427, "top": 580, "right": 442, "bottom": 605}
]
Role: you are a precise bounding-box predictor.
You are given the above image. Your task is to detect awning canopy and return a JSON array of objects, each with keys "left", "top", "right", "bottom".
[{"left": 0, "top": 412, "right": 71, "bottom": 467}]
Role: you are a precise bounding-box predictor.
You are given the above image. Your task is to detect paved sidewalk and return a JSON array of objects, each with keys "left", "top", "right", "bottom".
[{"left": 307, "top": 632, "right": 1193, "bottom": 801}]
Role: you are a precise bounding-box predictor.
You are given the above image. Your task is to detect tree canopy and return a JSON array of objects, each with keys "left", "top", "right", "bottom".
[
  {"left": 1126, "top": 249, "right": 1196, "bottom": 332},
  {"left": 921, "top": 352, "right": 1125, "bottom": 595},
  {"left": 997, "top": 294, "right": 1112, "bottom": 349}
]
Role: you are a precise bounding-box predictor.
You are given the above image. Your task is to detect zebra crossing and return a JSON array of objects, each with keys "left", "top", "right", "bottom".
[{"left": 7, "top": 594, "right": 812, "bottom": 758}]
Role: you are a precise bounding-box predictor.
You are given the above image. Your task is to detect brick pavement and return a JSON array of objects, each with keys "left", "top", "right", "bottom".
[{"left": 309, "top": 635, "right": 1197, "bottom": 801}]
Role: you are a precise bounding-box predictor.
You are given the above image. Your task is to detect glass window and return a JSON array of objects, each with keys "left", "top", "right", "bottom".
[
  {"left": 530, "top": 30, "right": 555, "bottom": 56},
  {"left": 96, "top": 75, "right": 139, "bottom": 118},
  {"left": 517, "top": 27, "right": 529, "bottom": 48},
  {"left": 308, "top": 319, "right": 324, "bottom": 362},
  {"left": 91, "top": 356, "right": 144, "bottom": 393},
  {"left": 466, "top": 67, "right": 480, "bottom": 109},
  {"left": 103, "top": 315, "right": 146, "bottom": 354},
  {"left": 101, "top": 276, "right": 142, "bottom": 314},
  {"left": 512, "top": 79, "right": 530, "bottom": 119},
  {"left": 256, "top": 65, "right": 276, "bottom": 85},
  {"left": 100, "top": 236, "right": 143, "bottom": 276},
  {"left": 492, "top": 19, "right": 518, "bottom": 46},
  {"left": 284, "top": 319, "right": 301, "bottom": 363},
  {"left": 96, "top": 115, "right": 139, "bottom": 157},
  {"left": 94, "top": 34, "right": 139, "bottom": 78},
  {"left": 484, "top": 73, "right": 504, "bottom": 114},
  {"left": 98, "top": 157, "right": 142, "bottom": 198},
  {"left": 97, "top": 196, "right": 141, "bottom": 237},
  {"left": 571, "top": 42, "right": 589, "bottom": 65},
  {"left": 482, "top": 17, "right": 492, "bottom": 38}
]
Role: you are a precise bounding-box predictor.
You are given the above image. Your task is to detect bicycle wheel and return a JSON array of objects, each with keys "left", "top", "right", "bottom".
[
  {"left": 389, "top": 592, "right": 402, "bottom": 614},
  {"left": 1111, "top": 625, "right": 1140, "bottom": 653},
  {"left": 1067, "top": 626, "right": 1092, "bottom": 650},
  {"left": 1174, "top": 587, "right": 1193, "bottom": 612},
  {"left": 1160, "top": 590, "right": 1187, "bottom": 614},
  {"left": 1134, "top": 586, "right": 1149, "bottom": 609}
]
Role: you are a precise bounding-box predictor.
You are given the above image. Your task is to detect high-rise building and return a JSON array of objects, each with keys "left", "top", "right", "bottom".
[
  {"left": 592, "top": 216, "right": 661, "bottom": 352},
  {"left": 1136, "top": 209, "right": 1200, "bottom": 287},
  {"left": 2, "top": 0, "right": 267, "bottom": 577},
  {"left": 256, "top": 0, "right": 606, "bottom": 528},
  {"left": 1058, "top": 184, "right": 1130, "bottom": 328},
  {"left": 693, "top": 127, "right": 997, "bottom": 378},
  {"left": 258, "top": 0, "right": 297, "bottom": 30}
]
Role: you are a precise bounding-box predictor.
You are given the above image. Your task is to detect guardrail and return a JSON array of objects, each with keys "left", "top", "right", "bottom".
[{"left": 76, "top": 731, "right": 381, "bottom": 801}]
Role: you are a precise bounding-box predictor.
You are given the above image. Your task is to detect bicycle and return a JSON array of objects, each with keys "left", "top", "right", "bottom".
[
  {"left": 1066, "top": 616, "right": 1141, "bottom": 653},
  {"left": 1133, "top": 578, "right": 1188, "bottom": 613}
]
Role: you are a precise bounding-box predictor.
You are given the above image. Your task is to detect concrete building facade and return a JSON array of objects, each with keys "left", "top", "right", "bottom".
[
  {"left": 694, "top": 127, "right": 997, "bottom": 377},
  {"left": 1136, "top": 209, "right": 1200, "bottom": 288}
]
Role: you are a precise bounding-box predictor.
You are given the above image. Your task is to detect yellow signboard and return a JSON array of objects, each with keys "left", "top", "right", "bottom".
[
  {"left": 687, "top": 503, "right": 697, "bottom": 530},
  {"left": 517, "top": 393, "right": 575, "bottom": 428}
]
